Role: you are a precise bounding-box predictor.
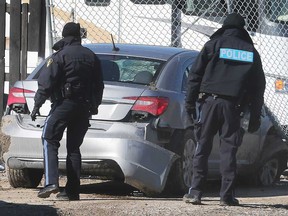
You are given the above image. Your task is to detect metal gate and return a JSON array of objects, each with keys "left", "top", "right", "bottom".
[{"left": 48, "top": 0, "right": 288, "bottom": 138}]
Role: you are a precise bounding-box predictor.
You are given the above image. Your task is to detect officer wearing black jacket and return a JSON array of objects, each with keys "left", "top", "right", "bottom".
[
  {"left": 183, "top": 13, "right": 266, "bottom": 206},
  {"left": 31, "top": 22, "right": 104, "bottom": 200}
]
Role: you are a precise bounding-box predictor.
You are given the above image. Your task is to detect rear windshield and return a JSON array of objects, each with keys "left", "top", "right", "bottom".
[
  {"left": 98, "top": 54, "right": 164, "bottom": 84},
  {"left": 28, "top": 54, "right": 165, "bottom": 85}
]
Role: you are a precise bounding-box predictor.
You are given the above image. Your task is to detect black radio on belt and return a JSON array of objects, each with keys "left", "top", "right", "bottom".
[{"left": 63, "top": 83, "right": 73, "bottom": 99}]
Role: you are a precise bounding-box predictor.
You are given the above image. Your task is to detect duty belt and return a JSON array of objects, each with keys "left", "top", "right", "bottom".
[{"left": 202, "top": 93, "right": 237, "bottom": 100}]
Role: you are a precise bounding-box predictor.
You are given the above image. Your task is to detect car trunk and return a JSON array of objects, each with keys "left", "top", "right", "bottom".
[{"left": 21, "top": 81, "right": 146, "bottom": 121}]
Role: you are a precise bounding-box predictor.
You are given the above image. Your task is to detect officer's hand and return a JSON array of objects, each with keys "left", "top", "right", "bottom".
[
  {"left": 248, "top": 117, "right": 261, "bottom": 133},
  {"left": 187, "top": 107, "right": 197, "bottom": 121},
  {"left": 90, "top": 107, "right": 98, "bottom": 115},
  {"left": 31, "top": 106, "right": 40, "bottom": 121}
]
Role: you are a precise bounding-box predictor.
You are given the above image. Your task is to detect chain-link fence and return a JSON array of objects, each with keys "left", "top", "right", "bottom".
[{"left": 48, "top": 0, "right": 288, "bottom": 138}]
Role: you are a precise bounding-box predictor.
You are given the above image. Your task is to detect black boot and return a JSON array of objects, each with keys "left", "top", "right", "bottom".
[
  {"left": 56, "top": 189, "right": 80, "bottom": 201},
  {"left": 38, "top": 184, "right": 59, "bottom": 198},
  {"left": 220, "top": 197, "right": 239, "bottom": 206}
]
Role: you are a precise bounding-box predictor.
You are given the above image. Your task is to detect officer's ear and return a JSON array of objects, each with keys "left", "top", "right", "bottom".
[{"left": 80, "top": 28, "right": 87, "bottom": 39}]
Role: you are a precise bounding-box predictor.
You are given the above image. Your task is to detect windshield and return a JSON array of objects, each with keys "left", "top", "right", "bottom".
[
  {"left": 29, "top": 55, "right": 165, "bottom": 85},
  {"left": 265, "top": 0, "right": 288, "bottom": 22},
  {"left": 97, "top": 55, "right": 164, "bottom": 85}
]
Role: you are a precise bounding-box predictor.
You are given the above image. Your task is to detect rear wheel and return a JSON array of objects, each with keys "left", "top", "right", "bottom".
[
  {"left": 7, "top": 167, "right": 43, "bottom": 188},
  {"left": 165, "top": 128, "right": 196, "bottom": 195},
  {"left": 256, "top": 155, "right": 286, "bottom": 186},
  {"left": 246, "top": 133, "right": 287, "bottom": 186},
  {"left": 258, "top": 158, "right": 279, "bottom": 186}
]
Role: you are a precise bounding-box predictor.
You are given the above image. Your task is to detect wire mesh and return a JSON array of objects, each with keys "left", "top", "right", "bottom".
[{"left": 48, "top": 0, "right": 288, "bottom": 138}]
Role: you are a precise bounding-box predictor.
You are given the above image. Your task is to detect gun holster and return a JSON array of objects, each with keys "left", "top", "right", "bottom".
[{"left": 63, "top": 83, "right": 72, "bottom": 99}]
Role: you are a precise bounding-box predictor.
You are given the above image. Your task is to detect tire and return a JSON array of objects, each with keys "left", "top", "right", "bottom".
[
  {"left": 165, "top": 128, "right": 196, "bottom": 195},
  {"left": 7, "top": 168, "right": 43, "bottom": 188},
  {"left": 257, "top": 156, "right": 283, "bottom": 186},
  {"left": 255, "top": 132, "right": 288, "bottom": 186},
  {"left": 241, "top": 132, "right": 287, "bottom": 187}
]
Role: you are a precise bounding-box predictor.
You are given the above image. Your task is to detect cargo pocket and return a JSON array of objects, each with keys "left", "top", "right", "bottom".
[{"left": 42, "top": 116, "right": 67, "bottom": 141}]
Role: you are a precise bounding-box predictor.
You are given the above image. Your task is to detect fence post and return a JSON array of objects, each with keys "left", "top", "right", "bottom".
[
  {"left": 171, "top": 1, "right": 181, "bottom": 47},
  {"left": 0, "top": 1, "right": 6, "bottom": 118},
  {"left": 21, "top": 3, "right": 28, "bottom": 80},
  {"left": 9, "top": 0, "right": 21, "bottom": 89}
]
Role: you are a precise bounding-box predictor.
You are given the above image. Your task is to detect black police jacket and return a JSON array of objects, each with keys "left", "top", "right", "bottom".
[
  {"left": 186, "top": 27, "right": 266, "bottom": 119},
  {"left": 34, "top": 36, "right": 104, "bottom": 109}
]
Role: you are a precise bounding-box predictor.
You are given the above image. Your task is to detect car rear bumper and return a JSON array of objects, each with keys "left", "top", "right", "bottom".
[{"left": 1, "top": 115, "right": 178, "bottom": 195}]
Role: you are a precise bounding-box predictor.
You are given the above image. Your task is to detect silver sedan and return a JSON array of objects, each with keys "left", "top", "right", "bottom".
[{"left": 2, "top": 44, "right": 288, "bottom": 196}]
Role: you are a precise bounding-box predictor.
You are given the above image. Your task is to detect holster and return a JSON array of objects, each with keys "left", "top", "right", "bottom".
[{"left": 62, "top": 83, "right": 73, "bottom": 99}]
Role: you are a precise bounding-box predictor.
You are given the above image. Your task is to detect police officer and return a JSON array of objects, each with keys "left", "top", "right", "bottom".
[
  {"left": 31, "top": 22, "right": 104, "bottom": 200},
  {"left": 183, "top": 13, "right": 266, "bottom": 206}
]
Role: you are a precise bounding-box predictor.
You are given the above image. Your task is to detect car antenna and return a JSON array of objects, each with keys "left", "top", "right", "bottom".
[{"left": 111, "top": 34, "right": 120, "bottom": 51}]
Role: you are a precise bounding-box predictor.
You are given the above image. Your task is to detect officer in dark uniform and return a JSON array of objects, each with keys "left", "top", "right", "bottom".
[
  {"left": 183, "top": 13, "right": 266, "bottom": 206},
  {"left": 31, "top": 22, "right": 104, "bottom": 200}
]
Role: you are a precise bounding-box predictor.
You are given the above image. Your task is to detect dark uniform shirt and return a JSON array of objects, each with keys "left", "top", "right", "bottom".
[
  {"left": 186, "top": 27, "right": 266, "bottom": 120},
  {"left": 34, "top": 36, "right": 104, "bottom": 110}
]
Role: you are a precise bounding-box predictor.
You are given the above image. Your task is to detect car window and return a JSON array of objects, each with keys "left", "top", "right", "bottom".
[
  {"left": 181, "top": 56, "right": 198, "bottom": 92},
  {"left": 182, "top": 63, "right": 193, "bottom": 92},
  {"left": 98, "top": 55, "right": 165, "bottom": 84},
  {"left": 27, "top": 54, "right": 165, "bottom": 85}
]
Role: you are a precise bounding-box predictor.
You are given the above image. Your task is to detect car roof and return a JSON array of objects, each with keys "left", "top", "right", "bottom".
[{"left": 84, "top": 43, "right": 198, "bottom": 61}]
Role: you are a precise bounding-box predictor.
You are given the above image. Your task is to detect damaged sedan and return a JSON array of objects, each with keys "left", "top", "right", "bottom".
[{"left": 2, "top": 43, "right": 288, "bottom": 196}]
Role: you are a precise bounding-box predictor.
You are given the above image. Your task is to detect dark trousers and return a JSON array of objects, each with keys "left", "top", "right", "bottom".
[
  {"left": 189, "top": 96, "right": 243, "bottom": 201},
  {"left": 42, "top": 99, "right": 90, "bottom": 195}
]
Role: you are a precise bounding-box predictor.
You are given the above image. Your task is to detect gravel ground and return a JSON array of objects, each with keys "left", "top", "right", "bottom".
[
  {"left": 0, "top": 171, "right": 288, "bottom": 216},
  {"left": 1, "top": 124, "right": 288, "bottom": 215}
]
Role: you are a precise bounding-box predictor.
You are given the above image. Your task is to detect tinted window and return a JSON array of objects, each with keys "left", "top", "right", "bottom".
[
  {"left": 84, "top": 0, "right": 110, "bottom": 6},
  {"left": 185, "top": 0, "right": 227, "bottom": 15},
  {"left": 264, "top": 0, "right": 288, "bottom": 22}
]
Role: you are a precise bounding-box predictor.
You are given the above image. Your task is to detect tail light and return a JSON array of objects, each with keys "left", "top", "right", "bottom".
[
  {"left": 7, "top": 87, "right": 35, "bottom": 106},
  {"left": 124, "top": 96, "right": 169, "bottom": 116},
  {"left": 7, "top": 87, "right": 35, "bottom": 113}
]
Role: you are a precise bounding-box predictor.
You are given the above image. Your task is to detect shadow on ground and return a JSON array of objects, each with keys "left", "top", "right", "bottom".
[
  {"left": 192, "top": 179, "right": 288, "bottom": 198},
  {"left": 240, "top": 203, "right": 288, "bottom": 210},
  {"left": 78, "top": 178, "right": 288, "bottom": 199},
  {"left": 80, "top": 180, "right": 137, "bottom": 196},
  {"left": 0, "top": 200, "right": 58, "bottom": 216}
]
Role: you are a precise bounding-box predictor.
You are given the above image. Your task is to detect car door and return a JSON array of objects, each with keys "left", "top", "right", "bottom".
[{"left": 209, "top": 108, "right": 262, "bottom": 173}]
